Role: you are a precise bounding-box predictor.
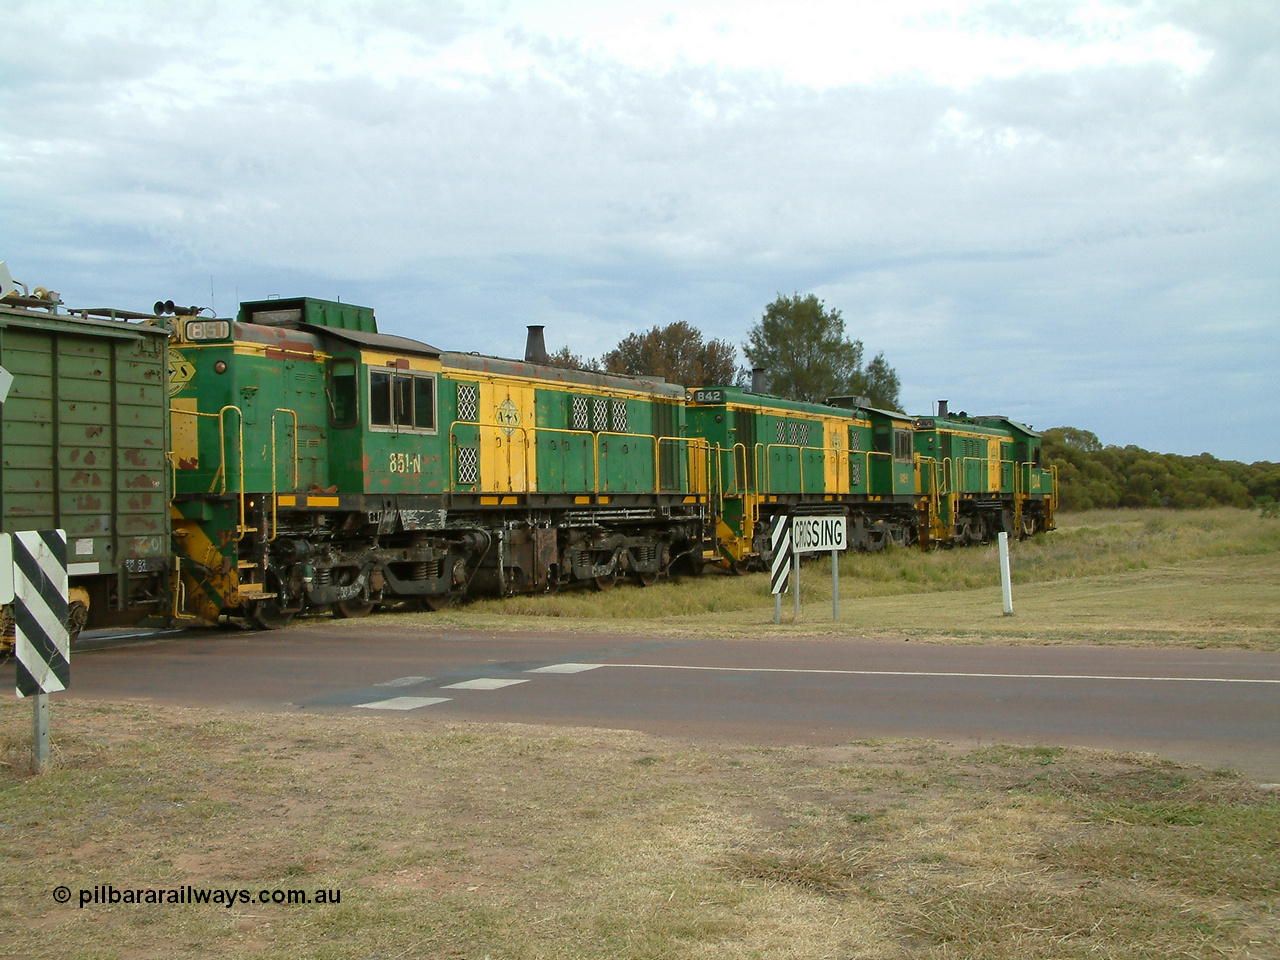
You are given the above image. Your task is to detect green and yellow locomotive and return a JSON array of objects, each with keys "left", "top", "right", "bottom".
[
  {"left": 912, "top": 402, "right": 1056, "bottom": 546},
  {"left": 685, "top": 387, "right": 1057, "bottom": 569},
  {"left": 0, "top": 268, "right": 1060, "bottom": 641},
  {"left": 166, "top": 298, "right": 708, "bottom": 628}
]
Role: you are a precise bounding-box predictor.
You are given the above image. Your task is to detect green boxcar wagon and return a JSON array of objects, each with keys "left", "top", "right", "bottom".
[{"left": 0, "top": 291, "right": 171, "bottom": 641}]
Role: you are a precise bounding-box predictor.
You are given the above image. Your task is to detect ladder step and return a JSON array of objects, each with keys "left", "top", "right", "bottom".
[
  {"left": 237, "top": 585, "right": 277, "bottom": 600},
  {"left": 238, "top": 560, "right": 258, "bottom": 568},
  {"left": 238, "top": 526, "right": 259, "bottom": 534}
]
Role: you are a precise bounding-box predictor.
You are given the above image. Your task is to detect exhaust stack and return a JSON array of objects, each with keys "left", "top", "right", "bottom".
[
  {"left": 750, "top": 367, "right": 768, "bottom": 394},
  {"left": 937, "top": 400, "right": 949, "bottom": 418},
  {"left": 524, "top": 325, "right": 548, "bottom": 364}
]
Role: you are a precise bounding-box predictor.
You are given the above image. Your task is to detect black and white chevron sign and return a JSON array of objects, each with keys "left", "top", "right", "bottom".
[
  {"left": 769, "top": 515, "right": 791, "bottom": 595},
  {"left": 13, "top": 529, "right": 70, "bottom": 698}
]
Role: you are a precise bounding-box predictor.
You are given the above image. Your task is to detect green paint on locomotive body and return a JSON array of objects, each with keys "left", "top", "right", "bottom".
[
  {"left": 171, "top": 322, "right": 334, "bottom": 497},
  {"left": 442, "top": 351, "right": 690, "bottom": 498},
  {"left": 686, "top": 386, "right": 839, "bottom": 497},
  {"left": 859, "top": 405, "right": 917, "bottom": 498},
  {"left": 912, "top": 413, "right": 1054, "bottom": 501},
  {"left": 238, "top": 297, "right": 377, "bottom": 334}
]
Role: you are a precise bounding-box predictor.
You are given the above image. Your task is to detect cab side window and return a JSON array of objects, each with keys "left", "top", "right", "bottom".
[
  {"left": 328, "top": 359, "right": 358, "bottom": 427},
  {"left": 370, "top": 368, "right": 437, "bottom": 433},
  {"left": 893, "top": 429, "right": 913, "bottom": 463}
]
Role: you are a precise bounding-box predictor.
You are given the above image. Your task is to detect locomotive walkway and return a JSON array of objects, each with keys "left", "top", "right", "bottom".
[{"left": 10, "top": 624, "right": 1280, "bottom": 782}]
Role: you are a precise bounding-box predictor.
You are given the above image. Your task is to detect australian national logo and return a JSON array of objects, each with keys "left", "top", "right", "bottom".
[
  {"left": 168, "top": 350, "right": 196, "bottom": 396},
  {"left": 496, "top": 398, "right": 520, "bottom": 437}
]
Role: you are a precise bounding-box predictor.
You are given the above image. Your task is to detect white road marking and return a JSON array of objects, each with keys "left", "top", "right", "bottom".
[
  {"left": 526, "top": 663, "right": 604, "bottom": 674},
  {"left": 354, "top": 696, "right": 451, "bottom": 711},
  {"left": 598, "top": 663, "right": 1280, "bottom": 684},
  {"left": 375, "top": 676, "right": 432, "bottom": 687},
  {"left": 441, "top": 678, "right": 530, "bottom": 691}
]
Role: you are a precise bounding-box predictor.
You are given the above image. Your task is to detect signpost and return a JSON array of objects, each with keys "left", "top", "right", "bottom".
[{"left": 771, "top": 515, "right": 847, "bottom": 622}]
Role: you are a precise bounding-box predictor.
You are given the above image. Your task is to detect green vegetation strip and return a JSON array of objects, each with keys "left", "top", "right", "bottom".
[
  {"left": 390, "top": 508, "right": 1280, "bottom": 649},
  {"left": 2, "top": 702, "right": 1277, "bottom": 959}
]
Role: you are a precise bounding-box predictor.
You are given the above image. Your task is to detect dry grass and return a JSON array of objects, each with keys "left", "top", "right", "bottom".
[
  {"left": 368, "top": 508, "right": 1280, "bottom": 649},
  {"left": 2, "top": 701, "right": 1277, "bottom": 959}
]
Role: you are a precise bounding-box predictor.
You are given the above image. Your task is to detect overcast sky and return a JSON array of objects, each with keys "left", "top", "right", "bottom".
[{"left": 2, "top": 0, "right": 1275, "bottom": 461}]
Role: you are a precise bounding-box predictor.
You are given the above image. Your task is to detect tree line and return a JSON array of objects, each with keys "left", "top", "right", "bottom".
[
  {"left": 1044, "top": 427, "right": 1280, "bottom": 512},
  {"left": 548, "top": 292, "right": 903, "bottom": 411},
  {"left": 544, "top": 296, "right": 1279, "bottom": 514}
]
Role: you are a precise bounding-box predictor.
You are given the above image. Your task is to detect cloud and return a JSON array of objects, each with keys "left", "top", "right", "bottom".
[{"left": 0, "top": 0, "right": 1275, "bottom": 460}]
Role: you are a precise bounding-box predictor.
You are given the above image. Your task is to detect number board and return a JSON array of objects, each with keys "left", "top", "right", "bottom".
[
  {"left": 690, "top": 388, "right": 725, "bottom": 403},
  {"left": 791, "top": 516, "right": 847, "bottom": 553}
]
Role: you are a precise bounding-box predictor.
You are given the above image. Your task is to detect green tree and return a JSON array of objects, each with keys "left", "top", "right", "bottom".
[
  {"left": 545, "top": 346, "right": 600, "bottom": 372},
  {"left": 742, "top": 293, "right": 901, "bottom": 409},
  {"left": 1042, "top": 426, "right": 1270, "bottom": 511},
  {"left": 863, "top": 352, "right": 901, "bottom": 412},
  {"left": 602, "top": 321, "right": 742, "bottom": 386}
]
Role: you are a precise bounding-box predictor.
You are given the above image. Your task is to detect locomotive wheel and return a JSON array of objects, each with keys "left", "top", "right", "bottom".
[
  {"left": 249, "top": 599, "right": 295, "bottom": 631},
  {"left": 591, "top": 574, "right": 617, "bottom": 592},
  {"left": 636, "top": 572, "right": 659, "bottom": 587},
  {"left": 333, "top": 599, "right": 375, "bottom": 619},
  {"left": 423, "top": 594, "right": 453, "bottom": 611}
]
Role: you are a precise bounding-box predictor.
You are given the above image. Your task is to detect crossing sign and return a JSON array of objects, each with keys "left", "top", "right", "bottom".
[
  {"left": 769, "top": 516, "right": 848, "bottom": 626},
  {"left": 791, "top": 516, "right": 847, "bottom": 553},
  {"left": 769, "top": 515, "right": 792, "bottom": 595},
  {"left": 13, "top": 529, "right": 69, "bottom": 698}
]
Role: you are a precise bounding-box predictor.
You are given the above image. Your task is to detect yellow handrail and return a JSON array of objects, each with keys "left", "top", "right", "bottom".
[
  {"left": 270, "top": 408, "right": 299, "bottom": 541},
  {"left": 169, "top": 404, "right": 246, "bottom": 538}
]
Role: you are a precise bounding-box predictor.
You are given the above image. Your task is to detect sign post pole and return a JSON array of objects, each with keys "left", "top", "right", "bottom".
[
  {"left": 33, "top": 694, "right": 50, "bottom": 770},
  {"left": 793, "top": 549, "right": 800, "bottom": 618},
  {"left": 832, "top": 548, "right": 839, "bottom": 620}
]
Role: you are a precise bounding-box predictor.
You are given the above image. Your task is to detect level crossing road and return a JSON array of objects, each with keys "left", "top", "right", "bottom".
[{"left": 7, "top": 623, "right": 1280, "bottom": 782}]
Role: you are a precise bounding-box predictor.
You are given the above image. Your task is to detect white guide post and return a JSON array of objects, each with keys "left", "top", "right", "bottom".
[{"left": 998, "top": 531, "right": 1013, "bottom": 616}]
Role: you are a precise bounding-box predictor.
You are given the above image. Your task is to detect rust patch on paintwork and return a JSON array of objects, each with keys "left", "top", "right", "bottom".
[
  {"left": 84, "top": 451, "right": 97, "bottom": 465},
  {"left": 86, "top": 425, "right": 104, "bottom": 438},
  {"left": 70, "top": 471, "right": 104, "bottom": 487},
  {"left": 70, "top": 448, "right": 80, "bottom": 463},
  {"left": 126, "top": 474, "right": 160, "bottom": 488},
  {"left": 75, "top": 495, "right": 104, "bottom": 511},
  {"left": 177, "top": 457, "right": 199, "bottom": 470},
  {"left": 123, "top": 449, "right": 147, "bottom": 466}
]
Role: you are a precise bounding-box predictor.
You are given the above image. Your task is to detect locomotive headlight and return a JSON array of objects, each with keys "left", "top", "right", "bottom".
[{"left": 214, "top": 361, "right": 227, "bottom": 373}]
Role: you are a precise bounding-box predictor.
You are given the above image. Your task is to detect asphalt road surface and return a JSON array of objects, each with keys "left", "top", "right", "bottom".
[{"left": 8, "top": 622, "right": 1280, "bottom": 781}]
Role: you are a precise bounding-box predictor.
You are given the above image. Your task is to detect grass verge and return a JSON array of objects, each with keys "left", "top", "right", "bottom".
[
  {"left": 372, "top": 508, "right": 1280, "bottom": 649},
  {"left": 2, "top": 701, "right": 1277, "bottom": 959}
]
